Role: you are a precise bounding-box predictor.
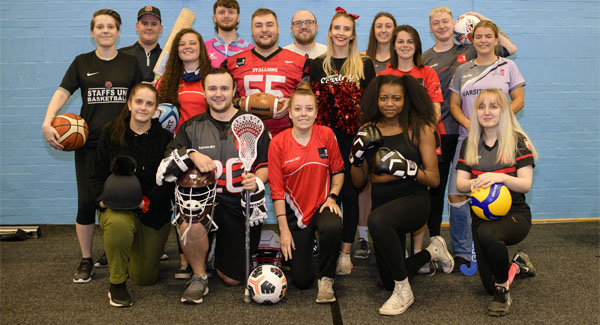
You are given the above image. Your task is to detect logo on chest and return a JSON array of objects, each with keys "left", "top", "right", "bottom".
[{"left": 318, "top": 147, "right": 328, "bottom": 159}]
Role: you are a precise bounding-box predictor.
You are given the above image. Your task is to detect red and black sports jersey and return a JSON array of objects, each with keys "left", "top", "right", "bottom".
[
  {"left": 456, "top": 135, "right": 535, "bottom": 211},
  {"left": 166, "top": 110, "right": 270, "bottom": 215},
  {"left": 224, "top": 48, "right": 307, "bottom": 136},
  {"left": 269, "top": 125, "right": 344, "bottom": 228}
]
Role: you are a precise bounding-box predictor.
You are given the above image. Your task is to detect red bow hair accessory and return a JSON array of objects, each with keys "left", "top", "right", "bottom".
[{"left": 335, "top": 7, "right": 359, "bottom": 20}]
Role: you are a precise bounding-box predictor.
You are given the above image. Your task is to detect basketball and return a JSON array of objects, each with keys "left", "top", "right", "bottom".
[
  {"left": 247, "top": 264, "right": 287, "bottom": 304},
  {"left": 454, "top": 14, "right": 481, "bottom": 45},
  {"left": 154, "top": 103, "right": 179, "bottom": 133},
  {"left": 50, "top": 113, "right": 89, "bottom": 151},
  {"left": 470, "top": 183, "right": 512, "bottom": 220}
]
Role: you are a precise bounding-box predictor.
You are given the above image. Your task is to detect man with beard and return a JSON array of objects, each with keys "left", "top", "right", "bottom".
[
  {"left": 224, "top": 8, "right": 307, "bottom": 137},
  {"left": 205, "top": 0, "right": 254, "bottom": 68},
  {"left": 119, "top": 6, "right": 163, "bottom": 82},
  {"left": 284, "top": 9, "right": 326, "bottom": 59}
]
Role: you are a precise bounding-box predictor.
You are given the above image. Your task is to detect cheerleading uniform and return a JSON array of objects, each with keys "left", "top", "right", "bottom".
[
  {"left": 166, "top": 110, "right": 270, "bottom": 281},
  {"left": 224, "top": 47, "right": 307, "bottom": 136},
  {"left": 155, "top": 77, "right": 207, "bottom": 133},
  {"left": 269, "top": 126, "right": 344, "bottom": 288},
  {"left": 456, "top": 135, "right": 534, "bottom": 294},
  {"left": 205, "top": 34, "right": 254, "bottom": 68},
  {"left": 365, "top": 132, "right": 432, "bottom": 291},
  {"left": 309, "top": 56, "right": 376, "bottom": 245},
  {"left": 59, "top": 51, "right": 142, "bottom": 224}
]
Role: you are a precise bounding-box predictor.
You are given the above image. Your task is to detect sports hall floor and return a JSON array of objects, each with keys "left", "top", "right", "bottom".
[{"left": 1, "top": 221, "right": 598, "bottom": 324}]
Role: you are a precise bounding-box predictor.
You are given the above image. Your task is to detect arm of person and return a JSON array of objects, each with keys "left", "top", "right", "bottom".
[
  {"left": 273, "top": 98, "right": 289, "bottom": 119},
  {"left": 351, "top": 164, "right": 369, "bottom": 191},
  {"left": 274, "top": 199, "right": 294, "bottom": 261},
  {"left": 41, "top": 89, "right": 70, "bottom": 150},
  {"left": 466, "top": 11, "right": 517, "bottom": 55},
  {"left": 416, "top": 127, "right": 440, "bottom": 188},
  {"left": 471, "top": 166, "right": 533, "bottom": 193},
  {"left": 450, "top": 91, "right": 470, "bottom": 131},
  {"left": 188, "top": 151, "right": 216, "bottom": 173},
  {"left": 456, "top": 169, "right": 474, "bottom": 193},
  {"left": 433, "top": 102, "right": 442, "bottom": 124},
  {"left": 509, "top": 86, "right": 525, "bottom": 114},
  {"left": 319, "top": 173, "right": 344, "bottom": 216}
]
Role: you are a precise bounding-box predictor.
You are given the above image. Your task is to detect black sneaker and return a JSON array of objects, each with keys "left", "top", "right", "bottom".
[
  {"left": 108, "top": 282, "right": 132, "bottom": 308},
  {"left": 175, "top": 264, "right": 192, "bottom": 279},
  {"left": 453, "top": 256, "right": 470, "bottom": 273},
  {"left": 73, "top": 258, "right": 94, "bottom": 283},
  {"left": 488, "top": 286, "right": 512, "bottom": 316},
  {"left": 94, "top": 252, "right": 108, "bottom": 268},
  {"left": 353, "top": 239, "right": 370, "bottom": 260},
  {"left": 512, "top": 251, "right": 536, "bottom": 277}
]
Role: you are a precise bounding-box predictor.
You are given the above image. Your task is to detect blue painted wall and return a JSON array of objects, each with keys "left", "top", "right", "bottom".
[{"left": 1, "top": 0, "right": 598, "bottom": 224}]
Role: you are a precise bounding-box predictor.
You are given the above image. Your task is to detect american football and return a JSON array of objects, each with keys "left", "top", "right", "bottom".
[{"left": 239, "top": 92, "right": 283, "bottom": 119}]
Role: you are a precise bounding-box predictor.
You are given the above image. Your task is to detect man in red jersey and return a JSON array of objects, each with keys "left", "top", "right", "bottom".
[{"left": 224, "top": 8, "right": 308, "bottom": 136}]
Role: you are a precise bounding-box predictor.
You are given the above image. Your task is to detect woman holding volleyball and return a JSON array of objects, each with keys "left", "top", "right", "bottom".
[
  {"left": 269, "top": 83, "right": 344, "bottom": 303},
  {"left": 41, "top": 9, "right": 141, "bottom": 283},
  {"left": 455, "top": 88, "right": 537, "bottom": 317}
]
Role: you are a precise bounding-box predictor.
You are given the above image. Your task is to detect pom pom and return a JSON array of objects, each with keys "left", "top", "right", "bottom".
[{"left": 110, "top": 155, "right": 137, "bottom": 176}]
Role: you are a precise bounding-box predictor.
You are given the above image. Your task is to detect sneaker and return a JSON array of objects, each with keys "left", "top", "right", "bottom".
[
  {"left": 175, "top": 264, "right": 192, "bottom": 279},
  {"left": 417, "top": 261, "right": 437, "bottom": 276},
  {"left": 379, "top": 279, "right": 414, "bottom": 316},
  {"left": 94, "top": 252, "right": 108, "bottom": 268},
  {"left": 353, "top": 239, "right": 370, "bottom": 260},
  {"left": 425, "top": 236, "right": 454, "bottom": 273},
  {"left": 316, "top": 277, "right": 336, "bottom": 303},
  {"left": 73, "top": 258, "right": 94, "bottom": 283},
  {"left": 488, "top": 286, "right": 512, "bottom": 316},
  {"left": 452, "top": 256, "right": 470, "bottom": 273},
  {"left": 335, "top": 252, "right": 353, "bottom": 275},
  {"left": 512, "top": 251, "right": 536, "bottom": 277},
  {"left": 312, "top": 238, "right": 319, "bottom": 257},
  {"left": 160, "top": 251, "right": 169, "bottom": 261},
  {"left": 108, "top": 282, "right": 132, "bottom": 308},
  {"left": 181, "top": 275, "right": 209, "bottom": 304}
]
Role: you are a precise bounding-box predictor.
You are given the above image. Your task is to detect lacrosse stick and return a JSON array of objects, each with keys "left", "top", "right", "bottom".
[{"left": 231, "top": 114, "right": 264, "bottom": 303}]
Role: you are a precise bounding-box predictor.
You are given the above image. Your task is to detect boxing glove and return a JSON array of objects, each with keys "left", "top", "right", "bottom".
[
  {"left": 371, "top": 147, "right": 418, "bottom": 179},
  {"left": 349, "top": 125, "right": 383, "bottom": 167}
]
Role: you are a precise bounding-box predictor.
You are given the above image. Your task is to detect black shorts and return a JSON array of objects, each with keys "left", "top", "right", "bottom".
[{"left": 213, "top": 205, "right": 261, "bottom": 282}]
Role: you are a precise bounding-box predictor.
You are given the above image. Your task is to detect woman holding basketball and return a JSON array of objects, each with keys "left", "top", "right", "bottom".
[
  {"left": 351, "top": 74, "right": 453, "bottom": 315},
  {"left": 309, "top": 7, "right": 376, "bottom": 275},
  {"left": 361, "top": 12, "right": 396, "bottom": 73},
  {"left": 269, "top": 83, "right": 344, "bottom": 303},
  {"left": 455, "top": 89, "right": 537, "bottom": 317},
  {"left": 41, "top": 9, "right": 141, "bottom": 284},
  {"left": 91, "top": 83, "right": 174, "bottom": 307},
  {"left": 156, "top": 28, "right": 212, "bottom": 133}
]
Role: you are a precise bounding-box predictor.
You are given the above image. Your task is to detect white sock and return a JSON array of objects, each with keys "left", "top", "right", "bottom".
[{"left": 358, "top": 226, "right": 369, "bottom": 241}]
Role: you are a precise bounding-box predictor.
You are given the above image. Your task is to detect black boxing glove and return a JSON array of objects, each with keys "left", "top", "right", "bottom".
[
  {"left": 349, "top": 125, "right": 383, "bottom": 166},
  {"left": 371, "top": 147, "right": 418, "bottom": 179}
]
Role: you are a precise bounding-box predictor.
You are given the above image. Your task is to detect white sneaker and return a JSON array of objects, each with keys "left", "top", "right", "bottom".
[
  {"left": 379, "top": 279, "right": 414, "bottom": 315},
  {"left": 316, "top": 277, "right": 336, "bottom": 303},
  {"left": 417, "top": 261, "right": 436, "bottom": 276},
  {"left": 425, "top": 236, "right": 454, "bottom": 273},
  {"left": 335, "top": 252, "right": 353, "bottom": 275}
]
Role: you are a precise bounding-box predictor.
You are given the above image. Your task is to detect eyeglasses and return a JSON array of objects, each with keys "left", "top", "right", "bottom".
[{"left": 292, "top": 20, "right": 315, "bottom": 28}]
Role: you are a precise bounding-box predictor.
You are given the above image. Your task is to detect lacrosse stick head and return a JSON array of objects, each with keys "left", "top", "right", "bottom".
[{"left": 231, "top": 114, "right": 264, "bottom": 172}]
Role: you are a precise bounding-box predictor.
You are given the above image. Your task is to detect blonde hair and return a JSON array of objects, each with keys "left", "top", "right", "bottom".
[
  {"left": 323, "top": 12, "right": 365, "bottom": 86},
  {"left": 429, "top": 6, "right": 452, "bottom": 20},
  {"left": 465, "top": 89, "right": 538, "bottom": 165}
]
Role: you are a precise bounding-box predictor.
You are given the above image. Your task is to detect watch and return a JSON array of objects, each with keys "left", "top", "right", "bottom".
[{"left": 328, "top": 192, "right": 339, "bottom": 201}]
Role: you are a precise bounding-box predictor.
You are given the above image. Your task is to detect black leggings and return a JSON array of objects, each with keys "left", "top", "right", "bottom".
[
  {"left": 335, "top": 131, "right": 360, "bottom": 244},
  {"left": 368, "top": 189, "right": 431, "bottom": 291},
  {"left": 428, "top": 134, "right": 458, "bottom": 236},
  {"left": 75, "top": 148, "right": 97, "bottom": 225},
  {"left": 288, "top": 208, "right": 342, "bottom": 289},
  {"left": 472, "top": 210, "right": 531, "bottom": 295}
]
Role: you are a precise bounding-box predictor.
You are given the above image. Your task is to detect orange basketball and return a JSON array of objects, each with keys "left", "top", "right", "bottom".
[{"left": 51, "top": 113, "right": 89, "bottom": 151}]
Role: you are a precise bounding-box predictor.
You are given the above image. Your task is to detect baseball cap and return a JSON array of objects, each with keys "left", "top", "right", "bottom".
[{"left": 138, "top": 6, "right": 161, "bottom": 21}]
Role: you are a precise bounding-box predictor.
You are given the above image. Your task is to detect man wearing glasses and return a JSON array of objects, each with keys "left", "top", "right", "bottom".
[{"left": 284, "top": 9, "right": 326, "bottom": 59}]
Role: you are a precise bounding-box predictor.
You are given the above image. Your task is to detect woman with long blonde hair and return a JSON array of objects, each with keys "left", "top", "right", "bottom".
[{"left": 456, "top": 89, "right": 537, "bottom": 317}]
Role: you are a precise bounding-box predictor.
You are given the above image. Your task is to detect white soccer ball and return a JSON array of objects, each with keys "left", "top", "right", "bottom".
[
  {"left": 247, "top": 264, "right": 287, "bottom": 304},
  {"left": 154, "top": 103, "right": 179, "bottom": 133},
  {"left": 454, "top": 14, "right": 481, "bottom": 45}
]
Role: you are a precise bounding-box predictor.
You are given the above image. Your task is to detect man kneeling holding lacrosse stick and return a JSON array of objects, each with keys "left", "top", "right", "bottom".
[{"left": 157, "top": 68, "right": 270, "bottom": 304}]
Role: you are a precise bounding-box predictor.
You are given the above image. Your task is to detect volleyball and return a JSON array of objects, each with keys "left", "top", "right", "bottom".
[
  {"left": 470, "top": 183, "right": 512, "bottom": 220},
  {"left": 454, "top": 14, "right": 480, "bottom": 45},
  {"left": 247, "top": 264, "right": 287, "bottom": 304},
  {"left": 154, "top": 103, "right": 179, "bottom": 133}
]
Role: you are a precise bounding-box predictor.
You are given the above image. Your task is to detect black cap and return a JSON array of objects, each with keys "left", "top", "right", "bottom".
[{"left": 138, "top": 6, "right": 161, "bottom": 21}]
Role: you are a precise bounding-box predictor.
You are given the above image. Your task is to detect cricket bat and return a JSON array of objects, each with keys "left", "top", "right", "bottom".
[{"left": 153, "top": 8, "right": 196, "bottom": 79}]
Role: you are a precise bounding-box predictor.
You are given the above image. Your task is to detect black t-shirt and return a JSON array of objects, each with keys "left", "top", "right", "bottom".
[
  {"left": 118, "top": 42, "right": 161, "bottom": 82},
  {"left": 59, "top": 51, "right": 142, "bottom": 148}
]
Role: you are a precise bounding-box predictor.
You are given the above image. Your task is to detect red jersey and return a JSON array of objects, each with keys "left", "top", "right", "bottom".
[
  {"left": 269, "top": 125, "right": 344, "bottom": 228},
  {"left": 378, "top": 65, "right": 443, "bottom": 104},
  {"left": 156, "top": 77, "right": 207, "bottom": 133},
  {"left": 225, "top": 48, "right": 307, "bottom": 136}
]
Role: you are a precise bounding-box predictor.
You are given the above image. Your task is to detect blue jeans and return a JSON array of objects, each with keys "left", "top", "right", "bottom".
[{"left": 448, "top": 139, "right": 471, "bottom": 260}]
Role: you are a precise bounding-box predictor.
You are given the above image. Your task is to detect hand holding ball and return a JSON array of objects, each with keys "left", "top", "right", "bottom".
[
  {"left": 470, "top": 183, "right": 512, "bottom": 220},
  {"left": 50, "top": 113, "right": 89, "bottom": 151},
  {"left": 239, "top": 93, "right": 283, "bottom": 119},
  {"left": 454, "top": 14, "right": 481, "bottom": 45}
]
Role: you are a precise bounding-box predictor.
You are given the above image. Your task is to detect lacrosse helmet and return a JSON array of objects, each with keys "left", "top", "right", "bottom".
[{"left": 175, "top": 167, "right": 217, "bottom": 223}]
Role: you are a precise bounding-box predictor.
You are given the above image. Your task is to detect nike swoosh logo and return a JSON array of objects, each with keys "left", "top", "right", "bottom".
[{"left": 87, "top": 72, "right": 99, "bottom": 76}]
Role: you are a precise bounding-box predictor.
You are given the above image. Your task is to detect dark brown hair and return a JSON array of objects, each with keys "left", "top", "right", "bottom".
[
  {"left": 390, "top": 25, "right": 424, "bottom": 69},
  {"left": 212, "top": 0, "right": 240, "bottom": 32},
  {"left": 365, "top": 13, "right": 396, "bottom": 64},
  {"left": 106, "top": 83, "right": 158, "bottom": 146},
  {"left": 91, "top": 9, "right": 122, "bottom": 31}
]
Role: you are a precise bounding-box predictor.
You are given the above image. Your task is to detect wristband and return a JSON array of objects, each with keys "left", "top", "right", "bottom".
[
  {"left": 276, "top": 214, "right": 286, "bottom": 218},
  {"left": 328, "top": 193, "right": 339, "bottom": 201}
]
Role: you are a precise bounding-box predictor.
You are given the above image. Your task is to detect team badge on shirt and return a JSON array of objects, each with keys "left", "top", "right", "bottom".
[
  {"left": 105, "top": 81, "right": 113, "bottom": 89},
  {"left": 457, "top": 54, "right": 467, "bottom": 64},
  {"left": 524, "top": 138, "right": 532, "bottom": 150},
  {"left": 318, "top": 147, "right": 328, "bottom": 159},
  {"left": 236, "top": 57, "right": 246, "bottom": 67}
]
